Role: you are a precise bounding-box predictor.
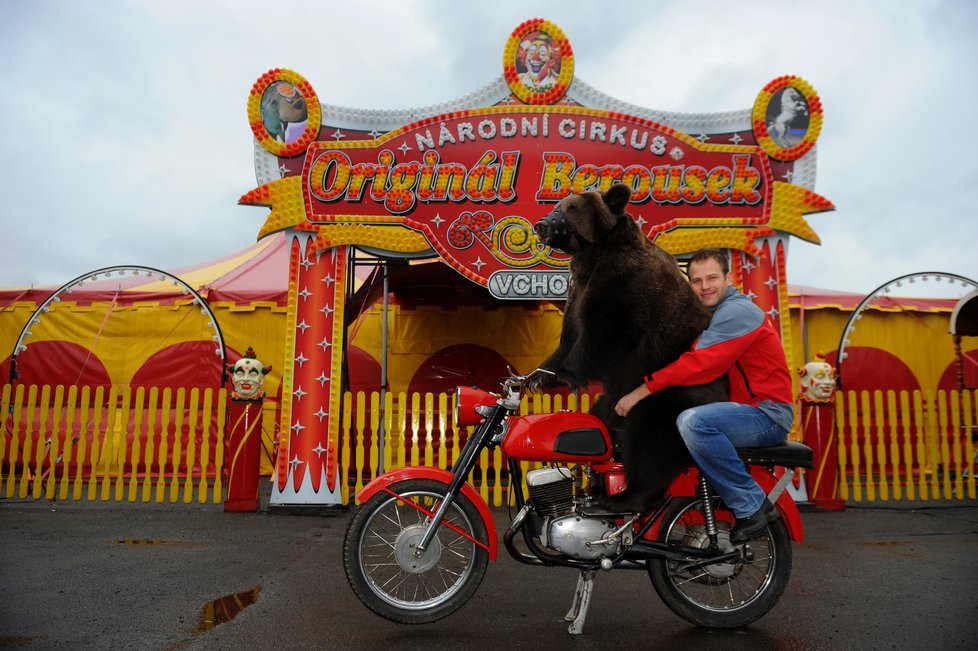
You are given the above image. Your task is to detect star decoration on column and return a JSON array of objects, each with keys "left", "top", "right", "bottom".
[
  {"left": 368, "top": 129, "right": 383, "bottom": 139},
  {"left": 314, "top": 407, "right": 328, "bottom": 422},
  {"left": 291, "top": 420, "right": 305, "bottom": 435},
  {"left": 398, "top": 142, "right": 411, "bottom": 155},
  {"left": 298, "top": 287, "right": 312, "bottom": 300},
  {"left": 312, "top": 443, "right": 328, "bottom": 457},
  {"left": 295, "top": 352, "right": 309, "bottom": 367},
  {"left": 782, "top": 170, "right": 795, "bottom": 183},
  {"left": 473, "top": 257, "right": 485, "bottom": 271},
  {"left": 741, "top": 259, "right": 756, "bottom": 274},
  {"left": 317, "top": 337, "right": 332, "bottom": 351},
  {"left": 729, "top": 133, "right": 744, "bottom": 145},
  {"left": 289, "top": 455, "right": 304, "bottom": 470},
  {"left": 330, "top": 129, "right": 345, "bottom": 141},
  {"left": 315, "top": 372, "right": 329, "bottom": 386},
  {"left": 745, "top": 290, "right": 758, "bottom": 301},
  {"left": 320, "top": 305, "right": 334, "bottom": 317},
  {"left": 278, "top": 163, "right": 289, "bottom": 175},
  {"left": 696, "top": 133, "right": 710, "bottom": 143},
  {"left": 322, "top": 274, "right": 334, "bottom": 286},
  {"left": 296, "top": 319, "right": 311, "bottom": 333},
  {"left": 431, "top": 214, "right": 444, "bottom": 228},
  {"left": 767, "top": 306, "right": 781, "bottom": 320},
  {"left": 764, "top": 276, "right": 779, "bottom": 290},
  {"left": 293, "top": 386, "right": 307, "bottom": 401},
  {"left": 301, "top": 257, "right": 313, "bottom": 271}
]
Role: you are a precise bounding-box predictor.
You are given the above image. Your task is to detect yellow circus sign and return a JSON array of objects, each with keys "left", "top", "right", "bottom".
[{"left": 241, "top": 18, "right": 833, "bottom": 506}]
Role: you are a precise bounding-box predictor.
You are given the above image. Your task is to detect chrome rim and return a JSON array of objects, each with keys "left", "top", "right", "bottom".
[{"left": 358, "top": 490, "right": 478, "bottom": 610}]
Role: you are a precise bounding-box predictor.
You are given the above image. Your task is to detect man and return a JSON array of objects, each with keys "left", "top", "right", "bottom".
[{"left": 614, "top": 249, "right": 794, "bottom": 543}]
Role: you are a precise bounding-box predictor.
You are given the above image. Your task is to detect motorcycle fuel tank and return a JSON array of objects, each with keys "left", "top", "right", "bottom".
[{"left": 501, "top": 412, "right": 613, "bottom": 462}]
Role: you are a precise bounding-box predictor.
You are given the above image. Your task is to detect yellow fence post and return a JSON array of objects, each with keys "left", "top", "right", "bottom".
[
  {"left": 437, "top": 393, "right": 448, "bottom": 472},
  {"left": 182, "top": 388, "right": 200, "bottom": 504},
  {"left": 0, "top": 384, "right": 10, "bottom": 492},
  {"left": 965, "top": 390, "right": 976, "bottom": 500},
  {"left": 937, "top": 390, "right": 951, "bottom": 499},
  {"left": 383, "top": 390, "right": 394, "bottom": 477},
  {"left": 355, "top": 391, "right": 366, "bottom": 496},
  {"left": 58, "top": 386, "right": 78, "bottom": 500},
  {"left": 142, "top": 387, "right": 158, "bottom": 503},
  {"left": 127, "top": 387, "right": 144, "bottom": 503},
  {"left": 197, "top": 388, "right": 212, "bottom": 504},
  {"left": 168, "top": 388, "right": 186, "bottom": 503},
  {"left": 369, "top": 391, "right": 380, "bottom": 484},
  {"left": 835, "top": 395, "right": 849, "bottom": 501},
  {"left": 155, "top": 387, "right": 171, "bottom": 503},
  {"left": 872, "top": 391, "right": 888, "bottom": 501},
  {"left": 19, "top": 385, "right": 39, "bottom": 499},
  {"left": 43, "top": 385, "right": 65, "bottom": 499},
  {"left": 899, "top": 391, "right": 915, "bottom": 501},
  {"left": 341, "top": 391, "right": 352, "bottom": 505},
  {"left": 213, "top": 389, "right": 226, "bottom": 504},
  {"left": 112, "top": 386, "right": 132, "bottom": 502}
]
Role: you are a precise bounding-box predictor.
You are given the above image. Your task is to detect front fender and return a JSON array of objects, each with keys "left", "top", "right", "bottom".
[
  {"left": 668, "top": 467, "right": 806, "bottom": 542},
  {"left": 356, "top": 467, "right": 498, "bottom": 561}
]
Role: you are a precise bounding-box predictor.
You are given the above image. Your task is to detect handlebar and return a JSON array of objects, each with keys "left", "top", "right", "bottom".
[{"left": 502, "top": 367, "right": 556, "bottom": 396}]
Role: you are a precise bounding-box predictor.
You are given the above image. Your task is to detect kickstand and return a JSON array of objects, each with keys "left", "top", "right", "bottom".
[{"left": 564, "top": 569, "right": 596, "bottom": 635}]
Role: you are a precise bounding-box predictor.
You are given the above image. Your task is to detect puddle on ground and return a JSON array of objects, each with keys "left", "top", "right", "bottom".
[
  {"left": 0, "top": 636, "right": 37, "bottom": 648},
  {"left": 192, "top": 586, "right": 261, "bottom": 633}
]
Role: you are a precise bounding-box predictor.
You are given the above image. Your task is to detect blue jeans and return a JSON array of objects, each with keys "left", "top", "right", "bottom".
[{"left": 676, "top": 402, "right": 788, "bottom": 518}]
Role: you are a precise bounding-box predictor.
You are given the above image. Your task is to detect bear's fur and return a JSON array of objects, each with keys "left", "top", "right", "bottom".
[{"left": 533, "top": 184, "right": 728, "bottom": 509}]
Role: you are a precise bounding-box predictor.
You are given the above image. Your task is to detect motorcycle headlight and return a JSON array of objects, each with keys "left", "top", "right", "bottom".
[{"left": 454, "top": 386, "right": 498, "bottom": 427}]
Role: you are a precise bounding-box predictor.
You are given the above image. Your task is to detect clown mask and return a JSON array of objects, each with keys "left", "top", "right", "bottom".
[
  {"left": 800, "top": 359, "right": 836, "bottom": 402},
  {"left": 229, "top": 349, "right": 271, "bottom": 401}
]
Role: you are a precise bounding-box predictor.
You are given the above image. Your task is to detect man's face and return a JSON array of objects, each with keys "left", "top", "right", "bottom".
[{"left": 688, "top": 258, "right": 731, "bottom": 308}]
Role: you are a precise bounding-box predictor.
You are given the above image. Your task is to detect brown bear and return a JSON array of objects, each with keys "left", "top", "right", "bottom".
[{"left": 532, "top": 183, "right": 728, "bottom": 510}]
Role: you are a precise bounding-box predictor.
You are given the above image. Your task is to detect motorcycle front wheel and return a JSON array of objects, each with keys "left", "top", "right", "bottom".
[
  {"left": 343, "top": 479, "right": 490, "bottom": 624},
  {"left": 647, "top": 496, "right": 792, "bottom": 628}
]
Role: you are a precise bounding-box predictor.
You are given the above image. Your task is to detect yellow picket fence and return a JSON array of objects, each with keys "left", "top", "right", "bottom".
[
  {"left": 4, "top": 383, "right": 975, "bottom": 508},
  {"left": 835, "top": 389, "right": 977, "bottom": 502},
  {"left": 339, "top": 391, "right": 594, "bottom": 506},
  {"left": 0, "top": 383, "right": 227, "bottom": 504}
]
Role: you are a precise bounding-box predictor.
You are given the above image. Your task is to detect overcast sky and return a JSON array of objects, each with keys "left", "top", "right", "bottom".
[{"left": 1, "top": 0, "right": 975, "bottom": 298}]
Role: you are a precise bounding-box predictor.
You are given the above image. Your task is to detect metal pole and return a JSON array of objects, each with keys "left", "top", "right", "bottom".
[{"left": 378, "top": 263, "right": 389, "bottom": 474}]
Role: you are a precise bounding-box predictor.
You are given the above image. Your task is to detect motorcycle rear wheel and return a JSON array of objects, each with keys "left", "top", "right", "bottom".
[
  {"left": 647, "top": 496, "right": 792, "bottom": 628},
  {"left": 343, "top": 479, "right": 489, "bottom": 624}
]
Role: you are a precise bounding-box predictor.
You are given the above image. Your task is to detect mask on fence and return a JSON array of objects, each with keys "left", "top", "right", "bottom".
[
  {"left": 799, "top": 356, "right": 836, "bottom": 402},
  {"left": 228, "top": 347, "right": 272, "bottom": 401}
]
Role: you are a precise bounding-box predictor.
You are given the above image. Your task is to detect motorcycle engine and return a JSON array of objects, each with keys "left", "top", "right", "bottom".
[{"left": 526, "top": 467, "right": 620, "bottom": 560}]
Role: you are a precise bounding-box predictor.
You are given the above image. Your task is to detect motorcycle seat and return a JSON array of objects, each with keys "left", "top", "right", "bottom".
[{"left": 736, "top": 441, "right": 814, "bottom": 469}]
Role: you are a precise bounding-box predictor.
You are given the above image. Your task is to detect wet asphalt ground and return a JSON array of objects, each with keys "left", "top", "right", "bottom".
[{"left": 1, "top": 493, "right": 977, "bottom": 650}]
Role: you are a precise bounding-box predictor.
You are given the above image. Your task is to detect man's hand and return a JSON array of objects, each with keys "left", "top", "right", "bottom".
[{"left": 614, "top": 384, "right": 651, "bottom": 417}]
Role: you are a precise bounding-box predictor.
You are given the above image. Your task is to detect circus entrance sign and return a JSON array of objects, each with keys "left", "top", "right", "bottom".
[{"left": 240, "top": 18, "right": 833, "bottom": 506}]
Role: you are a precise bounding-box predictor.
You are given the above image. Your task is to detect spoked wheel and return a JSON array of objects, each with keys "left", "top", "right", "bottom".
[
  {"left": 342, "top": 479, "right": 489, "bottom": 624},
  {"left": 648, "top": 496, "right": 792, "bottom": 628}
]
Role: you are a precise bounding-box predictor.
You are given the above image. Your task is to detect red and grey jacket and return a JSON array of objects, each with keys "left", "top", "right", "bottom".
[{"left": 644, "top": 286, "right": 795, "bottom": 430}]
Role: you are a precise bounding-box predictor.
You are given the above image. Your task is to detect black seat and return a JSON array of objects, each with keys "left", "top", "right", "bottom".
[{"left": 736, "top": 441, "right": 814, "bottom": 469}]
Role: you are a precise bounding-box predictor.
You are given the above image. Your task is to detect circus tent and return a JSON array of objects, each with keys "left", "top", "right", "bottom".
[{"left": 2, "top": 236, "right": 975, "bottom": 476}]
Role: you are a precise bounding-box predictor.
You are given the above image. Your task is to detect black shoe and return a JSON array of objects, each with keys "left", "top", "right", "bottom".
[{"left": 730, "top": 500, "right": 777, "bottom": 543}]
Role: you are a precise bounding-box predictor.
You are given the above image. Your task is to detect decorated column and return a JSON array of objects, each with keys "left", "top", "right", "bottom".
[
  {"left": 798, "top": 355, "right": 844, "bottom": 510},
  {"left": 225, "top": 347, "right": 270, "bottom": 512}
]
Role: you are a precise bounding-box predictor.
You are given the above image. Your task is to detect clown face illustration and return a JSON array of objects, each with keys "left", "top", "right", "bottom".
[{"left": 518, "top": 31, "right": 560, "bottom": 91}]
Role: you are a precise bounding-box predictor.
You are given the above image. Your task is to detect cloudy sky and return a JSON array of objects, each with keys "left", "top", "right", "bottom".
[{"left": 1, "top": 0, "right": 975, "bottom": 298}]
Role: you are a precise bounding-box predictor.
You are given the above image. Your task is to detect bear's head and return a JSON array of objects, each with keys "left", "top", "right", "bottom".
[{"left": 534, "top": 184, "right": 632, "bottom": 254}]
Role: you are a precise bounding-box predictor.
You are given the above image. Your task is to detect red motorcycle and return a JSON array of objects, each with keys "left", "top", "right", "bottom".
[{"left": 343, "top": 368, "right": 814, "bottom": 633}]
